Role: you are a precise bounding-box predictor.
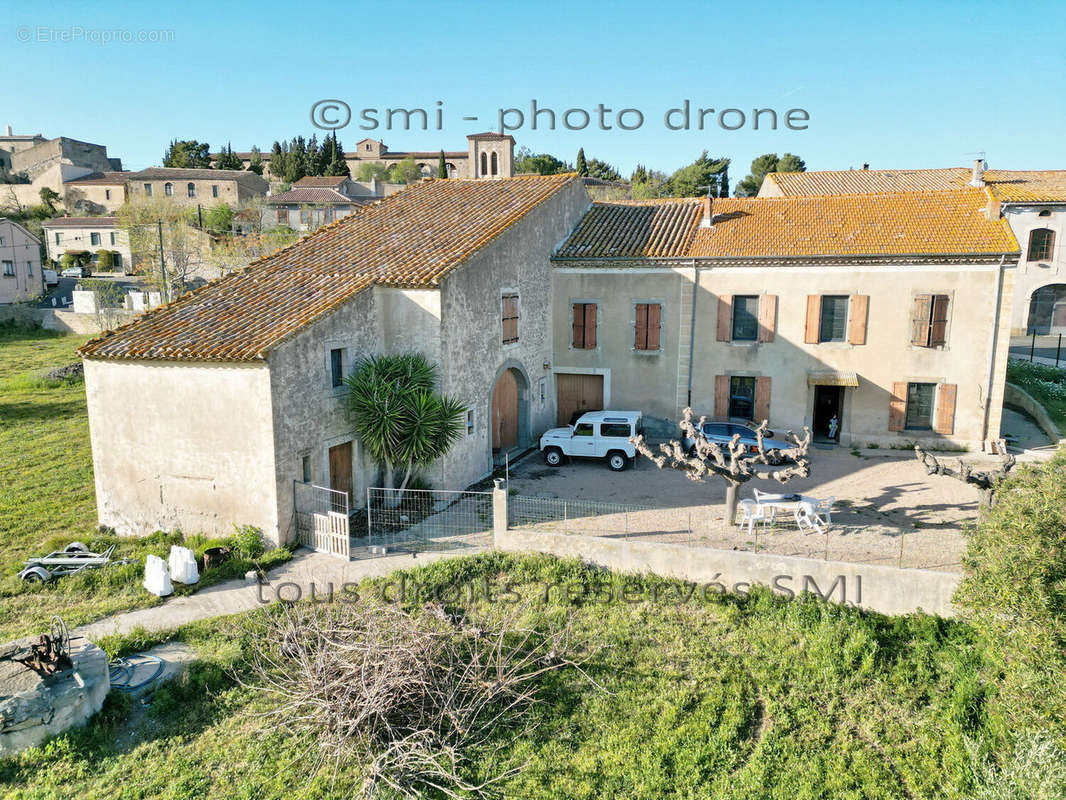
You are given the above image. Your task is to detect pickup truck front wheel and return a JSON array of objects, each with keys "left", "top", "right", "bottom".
[
  {"left": 543, "top": 447, "right": 564, "bottom": 467},
  {"left": 607, "top": 451, "right": 629, "bottom": 471}
]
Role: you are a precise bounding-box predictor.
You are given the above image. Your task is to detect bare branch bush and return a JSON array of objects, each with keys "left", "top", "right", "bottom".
[
  {"left": 239, "top": 600, "right": 594, "bottom": 798},
  {"left": 631, "top": 406, "right": 812, "bottom": 523},
  {"left": 914, "top": 441, "right": 1016, "bottom": 508}
]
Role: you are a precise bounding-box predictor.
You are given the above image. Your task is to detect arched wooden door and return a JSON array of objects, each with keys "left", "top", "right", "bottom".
[{"left": 492, "top": 369, "right": 519, "bottom": 450}]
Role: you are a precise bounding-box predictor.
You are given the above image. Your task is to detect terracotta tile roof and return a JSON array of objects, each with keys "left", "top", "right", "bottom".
[
  {"left": 764, "top": 168, "right": 1066, "bottom": 204},
  {"left": 63, "top": 171, "right": 129, "bottom": 185},
  {"left": 293, "top": 176, "right": 349, "bottom": 188},
  {"left": 129, "top": 167, "right": 262, "bottom": 182},
  {"left": 41, "top": 216, "right": 119, "bottom": 228},
  {"left": 80, "top": 174, "right": 576, "bottom": 362},
  {"left": 266, "top": 188, "right": 365, "bottom": 205},
  {"left": 555, "top": 189, "right": 1018, "bottom": 262},
  {"left": 554, "top": 199, "right": 701, "bottom": 258}
]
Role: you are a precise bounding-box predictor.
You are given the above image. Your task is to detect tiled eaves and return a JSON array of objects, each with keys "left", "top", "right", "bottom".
[{"left": 79, "top": 174, "right": 577, "bottom": 363}]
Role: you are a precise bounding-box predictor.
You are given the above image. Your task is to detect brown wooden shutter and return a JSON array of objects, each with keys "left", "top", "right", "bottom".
[
  {"left": 804, "top": 295, "right": 821, "bottom": 344},
  {"left": 585, "top": 303, "right": 597, "bottom": 349},
  {"left": 716, "top": 296, "right": 733, "bottom": 341},
  {"left": 934, "top": 383, "right": 957, "bottom": 435},
  {"left": 757, "top": 295, "right": 777, "bottom": 342},
  {"left": 714, "top": 375, "right": 730, "bottom": 418},
  {"left": 888, "top": 382, "right": 907, "bottom": 432},
  {"left": 930, "top": 295, "right": 949, "bottom": 347},
  {"left": 646, "top": 303, "right": 661, "bottom": 350},
  {"left": 634, "top": 303, "right": 648, "bottom": 349},
  {"left": 572, "top": 303, "right": 584, "bottom": 348},
  {"left": 847, "top": 295, "right": 869, "bottom": 345},
  {"left": 754, "top": 376, "right": 771, "bottom": 423},
  {"left": 911, "top": 294, "right": 932, "bottom": 346}
]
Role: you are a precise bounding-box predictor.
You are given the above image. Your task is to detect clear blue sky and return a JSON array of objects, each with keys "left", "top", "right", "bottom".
[{"left": 4, "top": 0, "right": 1064, "bottom": 178}]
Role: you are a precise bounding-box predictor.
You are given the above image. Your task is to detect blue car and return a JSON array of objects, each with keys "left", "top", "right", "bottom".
[{"left": 684, "top": 422, "right": 793, "bottom": 465}]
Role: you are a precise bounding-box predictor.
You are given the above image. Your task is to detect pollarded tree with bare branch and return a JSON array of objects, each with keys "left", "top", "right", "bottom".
[
  {"left": 631, "top": 407, "right": 813, "bottom": 524},
  {"left": 913, "top": 442, "right": 1016, "bottom": 508}
]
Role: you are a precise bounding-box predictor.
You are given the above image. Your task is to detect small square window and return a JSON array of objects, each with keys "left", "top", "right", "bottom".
[
  {"left": 143, "top": 183, "right": 152, "bottom": 196},
  {"left": 330, "top": 348, "right": 345, "bottom": 388},
  {"left": 731, "top": 295, "right": 759, "bottom": 341},
  {"left": 466, "top": 409, "right": 475, "bottom": 435},
  {"left": 105, "top": 189, "right": 111, "bottom": 200},
  {"left": 110, "top": 232, "right": 118, "bottom": 246},
  {"left": 211, "top": 185, "right": 219, "bottom": 198},
  {"left": 2, "top": 260, "right": 14, "bottom": 276},
  {"left": 90, "top": 232, "right": 100, "bottom": 246},
  {"left": 301, "top": 454, "right": 312, "bottom": 483}
]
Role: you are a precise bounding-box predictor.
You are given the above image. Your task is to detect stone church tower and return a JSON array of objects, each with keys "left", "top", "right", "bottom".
[{"left": 466, "top": 132, "right": 514, "bottom": 179}]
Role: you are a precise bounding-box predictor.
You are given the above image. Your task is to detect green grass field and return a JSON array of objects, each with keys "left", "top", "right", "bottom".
[
  {"left": 1007, "top": 359, "right": 1066, "bottom": 431},
  {"left": 0, "top": 552, "right": 1059, "bottom": 800},
  {"left": 0, "top": 324, "right": 288, "bottom": 640}
]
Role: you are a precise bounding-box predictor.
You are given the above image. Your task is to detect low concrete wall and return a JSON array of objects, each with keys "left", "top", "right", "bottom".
[
  {"left": 1004, "top": 382, "right": 1064, "bottom": 442},
  {"left": 491, "top": 488, "right": 960, "bottom": 617}
]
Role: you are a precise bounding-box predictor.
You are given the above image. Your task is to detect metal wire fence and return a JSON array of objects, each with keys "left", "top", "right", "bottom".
[
  {"left": 360, "top": 488, "right": 493, "bottom": 559},
  {"left": 505, "top": 494, "right": 963, "bottom": 572}
]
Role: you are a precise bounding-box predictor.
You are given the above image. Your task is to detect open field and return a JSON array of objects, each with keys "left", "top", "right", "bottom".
[
  {"left": 0, "top": 552, "right": 1033, "bottom": 800},
  {"left": 0, "top": 325, "right": 289, "bottom": 640}
]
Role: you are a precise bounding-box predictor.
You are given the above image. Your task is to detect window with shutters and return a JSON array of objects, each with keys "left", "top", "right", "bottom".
[
  {"left": 110, "top": 232, "right": 118, "bottom": 246},
  {"left": 1027, "top": 228, "right": 1055, "bottom": 261},
  {"left": 905, "top": 383, "right": 935, "bottom": 430},
  {"left": 633, "top": 302, "right": 662, "bottom": 351},
  {"left": 818, "top": 295, "right": 849, "bottom": 342},
  {"left": 728, "top": 376, "right": 756, "bottom": 420},
  {"left": 502, "top": 293, "right": 519, "bottom": 344},
  {"left": 571, "top": 302, "right": 598, "bottom": 349},
  {"left": 731, "top": 295, "right": 759, "bottom": 341},
  {"left": 277, "top": 208, "right": 289, "bottom": 224},
  {"left": 911, "top": 294, "right": 950, "bottom": 347}
]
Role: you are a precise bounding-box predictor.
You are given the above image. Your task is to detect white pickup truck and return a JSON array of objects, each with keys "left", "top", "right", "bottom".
[{"left": 539, "top": 410, "right": 642, "bottom": 471}]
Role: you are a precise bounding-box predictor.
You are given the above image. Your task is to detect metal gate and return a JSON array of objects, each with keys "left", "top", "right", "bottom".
[
  {"left": 294, "top": 481, "right": 350, "bottom": 559},
  {"left": 361, "top": 488, "right": 493, "bottom": 558}
]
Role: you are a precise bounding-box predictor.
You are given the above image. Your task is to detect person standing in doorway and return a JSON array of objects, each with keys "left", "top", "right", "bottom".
[{"left": 828, "top": 414, "right": 839, "bottom": 440}]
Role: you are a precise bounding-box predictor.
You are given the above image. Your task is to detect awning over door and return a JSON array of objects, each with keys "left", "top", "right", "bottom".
[{"left": 807, "top": 370, "right": 859, "bottom": 387}]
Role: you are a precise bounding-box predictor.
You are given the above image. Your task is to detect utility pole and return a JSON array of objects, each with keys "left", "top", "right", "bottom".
[
  {"left": 157, "top": 221, "right": 169, "bottom": 303},
  {"left": 197, "top": 204, "right": 203, "bottom": 229}
]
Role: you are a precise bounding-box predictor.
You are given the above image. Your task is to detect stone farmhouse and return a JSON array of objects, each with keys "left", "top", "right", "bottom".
[
  {"left": 552, "top": 190, "right": 1017, "bottom": 447},
  {"left": 0, "top": 218, "right": 42, "bottom": 303},
  {"left": 125, "top": 168, "right": 269, "bottom": 208},
  {"left": 40, "top": 217, "right": 131, "bottom": 272},
  {"left": 760, "top": 162, "right": 1066, "bottom": 336},
  {"left": 80, "top": 174, "right": 585, "bottom": 543},
  {"left": 263, "top": 175, "right": 387, "bottom": 232},
  {"left": 79, "top": 174, "right": 1018, "bottom": 546},
  {"left": 226, "top": 132, "right": 515, "bottom": 181}
]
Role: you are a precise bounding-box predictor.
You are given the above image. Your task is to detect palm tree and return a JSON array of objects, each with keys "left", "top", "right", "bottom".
[{"left": 345, "top": 353, "right": 466, "bottom": 500}]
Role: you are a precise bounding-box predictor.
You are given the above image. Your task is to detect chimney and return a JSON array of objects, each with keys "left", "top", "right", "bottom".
[
  {"left": 985, "top": 193, "right": 1001, "bottom": 220},
  {"left": 4, "top": 125, "right": 11, "bottom": 137},
  {"left": 970, "top": 158, "right": 986, "bottom": 187},
  {"left": 700, "top": 196, "right": 714, "bottom": 228}
]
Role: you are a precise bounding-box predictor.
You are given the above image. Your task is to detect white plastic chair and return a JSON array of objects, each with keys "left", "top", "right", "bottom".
[
  {"left": 753, "top": 488, "right": 785, "bottom": 504},
  {"left": 795, "top": 502, "right": 825, "bottom": 534},
  {"left": 738, "top": 499, "right": 767, "bottom": 534},
  {"left": 812, "top": 496, "right": 835, "bottom": 525}
]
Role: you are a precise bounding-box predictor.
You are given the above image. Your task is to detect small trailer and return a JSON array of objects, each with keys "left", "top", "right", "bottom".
[{"left": 18, "top": 542, "right": 128, "bottom": 582}]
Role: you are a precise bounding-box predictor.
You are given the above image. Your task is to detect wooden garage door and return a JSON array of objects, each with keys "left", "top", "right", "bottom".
[{"left": 556, "top": 373, "right": 604, "bottom": 426}]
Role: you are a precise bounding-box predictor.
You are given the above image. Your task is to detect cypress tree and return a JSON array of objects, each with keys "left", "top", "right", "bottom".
[
  {"left": 575, "top": 148, "right": 588, "bottom": 176},
  {"left": 718, "top": 167, "right": 729, "bottom": 197},
  {"left": 438, "top": 150, "right": 448, "bottom": 179}
]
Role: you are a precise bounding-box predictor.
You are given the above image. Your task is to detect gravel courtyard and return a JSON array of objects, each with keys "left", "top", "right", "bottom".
[{"left": 502, "top": 445, "right": 1012, "bottom": 573}]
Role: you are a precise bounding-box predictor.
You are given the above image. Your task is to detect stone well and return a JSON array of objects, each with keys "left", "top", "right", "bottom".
[{"left": 0, "top": 636, "right": 110, "bottom": 756}]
